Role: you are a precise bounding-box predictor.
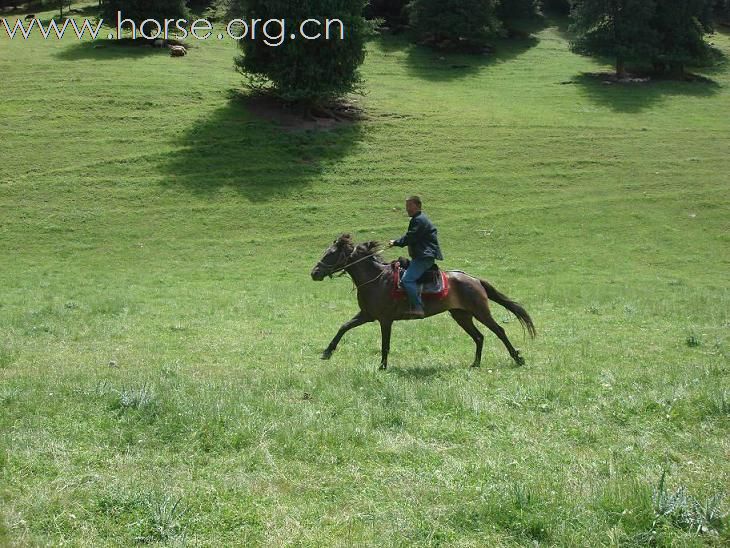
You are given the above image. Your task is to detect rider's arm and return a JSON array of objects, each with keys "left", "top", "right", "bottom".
[{"left": 392, "top": 215, "right": 424, "bottom": 247}]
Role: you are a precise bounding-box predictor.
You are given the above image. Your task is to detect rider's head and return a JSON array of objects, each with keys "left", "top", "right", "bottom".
[{"left": 405, "top": 196, "right": 421, "bottom": 217}]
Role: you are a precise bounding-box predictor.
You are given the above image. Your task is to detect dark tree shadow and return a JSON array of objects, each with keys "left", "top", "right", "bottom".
[
  {"left": 696, "top": 43, "right": 730, "bottom": 77},
  {"left": 37, "top": 17, "right": 69, "bottom": 26},
  {"left": 160, "top": 91, "right": 364, "bottom": 200},
  {"left": 55, "top": 38, "right": 170, "bottom": 61},
  {"left": 501, "top": 14, "right": 551, "bottom": 37},
  {"left": 403, "top": 35, "right": 540, "bottom": 82},
  {"left": 390, "top": 366, "right": 441, "bottom": 380},
  {"left": 716, "top": 23, "right": 730, "bottom": 36},
  {"left": 67, "top": 5, "right": 102, "bottom": 17},
  {"left": 36, "top": 3, "right": 100, "bottom": 22},
  {"left": 572, "top": 72, "right": 721, "bottom": 113}
]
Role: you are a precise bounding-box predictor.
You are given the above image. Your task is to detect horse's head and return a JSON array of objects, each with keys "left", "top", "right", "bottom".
[{"left": 311, "top": 233, "right": 355, "bottom": 280}]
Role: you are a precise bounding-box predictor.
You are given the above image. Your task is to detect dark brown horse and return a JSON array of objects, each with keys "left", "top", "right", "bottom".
[{"left": 311, "top": 234, "right": 535, "bottom": 369}]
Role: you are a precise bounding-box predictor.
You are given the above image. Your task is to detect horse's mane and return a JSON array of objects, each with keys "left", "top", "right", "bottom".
[
  {"left": 335, "top": 233, "right": 387, "bottom": 264},
  {"left": 335, "top": 234, "right": 386, "bottom": 264},
  {"left": 352, "top": 240, "right": 386, "bottom": 263}
]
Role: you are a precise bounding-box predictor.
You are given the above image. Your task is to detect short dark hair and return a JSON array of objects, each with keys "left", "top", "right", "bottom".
[{"left": 406, "top": 195, "right": 422, "bottom": 208}]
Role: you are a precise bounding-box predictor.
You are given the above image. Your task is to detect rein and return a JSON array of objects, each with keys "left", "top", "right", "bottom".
[
  {"left": 351, "top": 270, "right": 384, "bottom": 291},
  {"left": 328, "top": 250, "right": 381, "bottom": 276}
]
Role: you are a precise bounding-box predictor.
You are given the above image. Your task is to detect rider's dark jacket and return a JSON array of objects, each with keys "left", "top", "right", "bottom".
[{"left": 393, "top": 211, "right": 444, "bottom": 261}]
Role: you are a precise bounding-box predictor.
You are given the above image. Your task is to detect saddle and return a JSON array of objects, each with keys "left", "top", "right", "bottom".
[{"left": 390, "top": 258, "right": 449, "bottom": 301}]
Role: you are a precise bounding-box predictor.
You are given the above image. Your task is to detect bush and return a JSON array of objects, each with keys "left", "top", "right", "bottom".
[
  {"left": 234, "top": 0, "right": 368, "bottom": 104},
  {"left": 408, "top": 0, "right": 501, "bottom": 51}
]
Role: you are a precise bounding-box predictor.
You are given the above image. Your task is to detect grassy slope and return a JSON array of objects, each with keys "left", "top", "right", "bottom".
[{"left": 1, "top": 5, "right": 729, "bottom": 546}]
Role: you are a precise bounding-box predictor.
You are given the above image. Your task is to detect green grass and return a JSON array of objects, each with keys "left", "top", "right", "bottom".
[{"left": 1, "top": 4, "right": 729, "bottom": 545}]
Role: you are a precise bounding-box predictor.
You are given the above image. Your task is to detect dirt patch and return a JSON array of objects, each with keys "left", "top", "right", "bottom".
[
  {"left": 240, "top": 94, "right": 365, "bottom": 131},
  {"left": 582, "top": 72, "right": 652, "bottom": 84},
  {"left": 578, "top": 71, "right": 715, "bottom": 85}
]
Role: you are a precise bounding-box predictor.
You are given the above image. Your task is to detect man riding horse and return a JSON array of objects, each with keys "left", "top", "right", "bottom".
[
  {"left": 311, "top": 197, "right": 534, "bottom": 369},
  {"left": 389, "top": 195, "right": 443, "bottom": 319}
]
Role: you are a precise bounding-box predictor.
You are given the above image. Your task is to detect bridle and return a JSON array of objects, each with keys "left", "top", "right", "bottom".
[
  {"left": 315, "top": 249, "right": 349, "bottom": 277},
  {"left": 316, "top": 247, "right": 382, "bottom": 278}
]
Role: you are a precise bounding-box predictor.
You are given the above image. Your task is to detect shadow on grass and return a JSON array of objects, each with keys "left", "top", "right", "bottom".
[
  {"left": 502, "top": 14, "right": 551, "bottom": 36},
  {"left": 390, "top": 366, "right": 441, "bottom": 379},
  {"left": 55, "top": 38, "right": 168, "bottom": 61},
  {"left": 67, "top": 5, "right": 102, "bottom": 17},
  {"left": 404, "top": 36, "right": 540, "bottom": 81},
  {"left": 694, "top": 44, "right": 730, "bottom": 77},
  {"left": 160, "top": 91, "right": 364, "bottom": 200},
  {"left": 373, "top": 31, "right": 540, "bottom": 82},
  {"left": 572, "top": 72, "right": 722, "bottom": 113},
  {"left": 716, "top": 23, "right": 730, "bottom": 36}
]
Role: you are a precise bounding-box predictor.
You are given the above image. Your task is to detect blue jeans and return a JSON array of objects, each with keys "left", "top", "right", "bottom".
[{"left": 402, "top": 257, "right": 435, "bottom": 309}]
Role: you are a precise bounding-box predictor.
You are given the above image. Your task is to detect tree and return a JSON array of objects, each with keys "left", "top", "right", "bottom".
[
  {"left": 651, "top": 0, "right": 714, "bottom": 75},
  {"left": 497, "top": 0, "right": 539, "bottom": 22},
  {"left": 101, "top": 0, "right": 187, "bottom": 27},
  {"left": 59, "top": 0, "right": 73, "bottom": 19},
  {"left": 716, "top": 0, "right": 730, "bottom": 22},
  {"left": 541, "top": 0, "right": 571, "bottom": 15},
  {"left": 364, "top": 0, "right": 409, "bottom": 29},
  {"left": 408, "top": 0, "right": 501, "bottom": 51},
  {"left": 234, "top": 0, "right": 368, "bottom": 105},
  {"left": 570, "top": 0, "right": 657, "bottom": 77}
]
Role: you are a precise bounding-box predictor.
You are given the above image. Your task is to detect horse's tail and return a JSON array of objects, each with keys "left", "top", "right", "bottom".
[{"left": 480, "top": 279, "right": 536, "bottom": 339}]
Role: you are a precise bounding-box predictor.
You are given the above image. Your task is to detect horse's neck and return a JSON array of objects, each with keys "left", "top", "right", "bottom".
[{"left": 346, "top": 259, "right": 384, "bottom": 285}]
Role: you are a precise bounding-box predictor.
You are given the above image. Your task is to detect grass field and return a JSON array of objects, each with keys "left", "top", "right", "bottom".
[{"left": 1, "top": 4, "right": 729, "bottom": 546}]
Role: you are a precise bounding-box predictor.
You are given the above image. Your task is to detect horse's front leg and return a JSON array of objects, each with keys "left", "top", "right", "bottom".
[
  {"left": 322, "top": 311, "right": 372, "bottom": 360},
  {"left": 379, "top": 320, "right": 392, "bottom": 370}
]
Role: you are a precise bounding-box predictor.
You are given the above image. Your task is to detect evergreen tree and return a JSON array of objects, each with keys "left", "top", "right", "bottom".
[
  {"left": 651, "top": 0, "right": 714, "bottom": 75},
  {"left": 717, "top": 0, "right": 730, "bottom": 22},
  {"left": 187, "top": 0, "right": 216, "bottom": 11},
  {"left": 364, "top": 0, "right": 409, "bottom": 29},
  {"left": 234, "top": 0, "right": 368, "bottom": 104},
  {"left": 408, "top": 0, "right": 501, "bottom": 51},
  {"left": 497, "top": 0, "right": 539, "bottom": 22},
  {"left": 570, "top": 0, "right": 657, "bottom": 77},
  {"left": 541, "top": 0, "right": 571, "bottom": 15}
]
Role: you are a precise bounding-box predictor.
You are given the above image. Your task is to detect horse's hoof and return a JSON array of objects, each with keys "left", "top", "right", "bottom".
[
  {"left": 470, "top": 361, "right": 481, "bottom": 368},
  {"left": 515, "top": 355, "right": 525, "bottom": 366},
  {"left": 321, "top": 350, "right": 332, "bottom": 360},
  {"left": 378, "top": 363, "right": 387, "bottom": 371}
]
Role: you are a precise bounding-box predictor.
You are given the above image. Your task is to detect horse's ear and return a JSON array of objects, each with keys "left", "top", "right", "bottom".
[{"left": 337, "top": 233, "right": 352, "bottom": 248}]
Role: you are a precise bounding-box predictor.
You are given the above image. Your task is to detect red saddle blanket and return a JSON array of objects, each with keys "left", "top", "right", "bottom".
[{"left": 390, "top": 262, "right": 450, "bottom": 301}]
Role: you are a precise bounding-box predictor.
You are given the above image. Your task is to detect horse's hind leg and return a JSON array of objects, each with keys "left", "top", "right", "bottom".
[
  {"left": 322, "top": 311, "right": 372, "bottom": 360},
  {"left": 449, "top": 310, "right": 484, "bottom": 368},
  {"left": 474, "top": 307, "right": 525, "bottom": 366}
]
